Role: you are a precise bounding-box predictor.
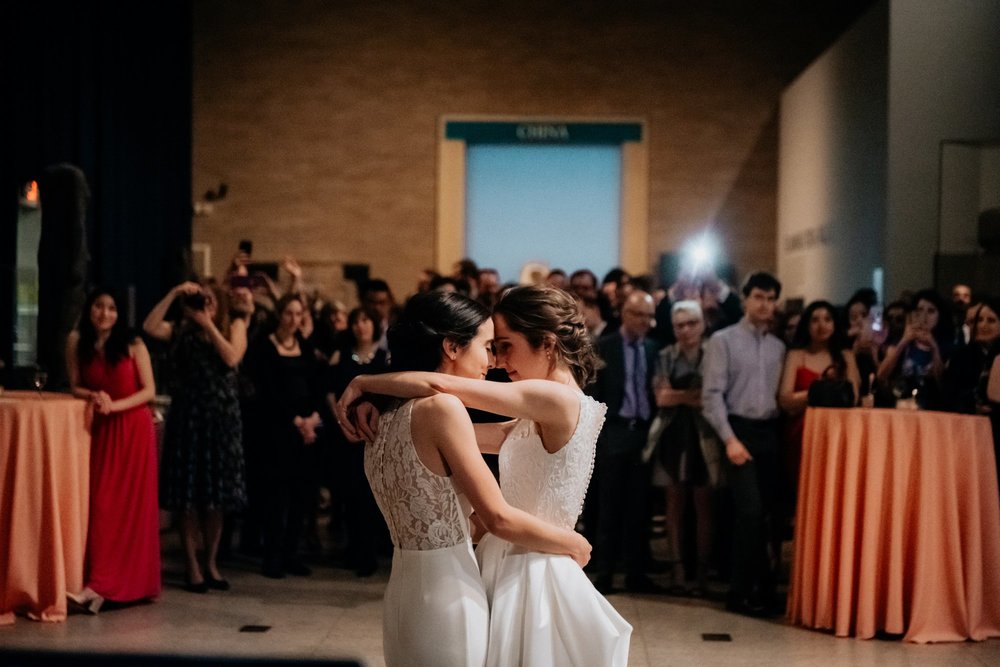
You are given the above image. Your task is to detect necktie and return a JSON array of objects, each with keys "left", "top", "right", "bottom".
[{"left": 631, "top": 340, "right": 648, "bottom": 421}]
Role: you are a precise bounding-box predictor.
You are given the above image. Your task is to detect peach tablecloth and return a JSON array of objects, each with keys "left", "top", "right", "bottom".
[
  {"left": 787, "top": 407, "right": 1000, "bottom": 643},
  {"left": 0, "top": 391, "right": 90, "bottom": 624}
]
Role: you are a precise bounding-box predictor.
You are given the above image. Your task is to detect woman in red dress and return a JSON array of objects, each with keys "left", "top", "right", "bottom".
[
  {"left": 65, "top": 288, "right": 161, "bottom": 613},
  {"left": 778, "top": 300, "right": 860, "bottom": 510}
]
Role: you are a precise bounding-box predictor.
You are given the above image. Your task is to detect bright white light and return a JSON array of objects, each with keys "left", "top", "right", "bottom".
[{"left": 684, "top": 233, "right": 716, "bottom": 272}]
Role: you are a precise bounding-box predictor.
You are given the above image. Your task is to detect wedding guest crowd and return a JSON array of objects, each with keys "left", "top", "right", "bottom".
[{"left": 60, "top": 242, "right": 1000, "bottom": 623}]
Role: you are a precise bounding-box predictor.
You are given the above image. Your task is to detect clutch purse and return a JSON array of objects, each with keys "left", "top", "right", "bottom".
[{"left": 807, "top": 377, "right": 855, "bottom": 408}]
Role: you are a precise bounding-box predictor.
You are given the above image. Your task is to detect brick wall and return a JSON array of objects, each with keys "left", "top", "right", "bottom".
[{"left": 192, "top": 1, "right": 818, "bottom": 306}]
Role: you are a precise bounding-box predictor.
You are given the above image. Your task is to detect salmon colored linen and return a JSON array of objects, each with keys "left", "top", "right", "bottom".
[
  {"left": 787, "top": 407, "right": 1000, "bottom": 643},
  {"left": 0, "top": 391, "right": 90, "bottom": 624}
]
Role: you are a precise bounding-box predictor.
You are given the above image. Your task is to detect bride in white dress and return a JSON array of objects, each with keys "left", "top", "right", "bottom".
[
  {"left": 339, "top": 285, "right": 632, "bottom": 666},
  {"left": 344, "top": 291, "right": 591, "bottom": 667}
]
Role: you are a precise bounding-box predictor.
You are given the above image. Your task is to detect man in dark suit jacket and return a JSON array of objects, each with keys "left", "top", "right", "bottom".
[{"left": 587, "top": 290, "right": 662, "bottom": 594}]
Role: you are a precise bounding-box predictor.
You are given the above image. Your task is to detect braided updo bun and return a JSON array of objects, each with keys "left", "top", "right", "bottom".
[
  {"left": 388, "top": 291, "right": 491, "bottom": 372},
  {"left": 493, "top": 285, "right": 602, "bottom": 387}
]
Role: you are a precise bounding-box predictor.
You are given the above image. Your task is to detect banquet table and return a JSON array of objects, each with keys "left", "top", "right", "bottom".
[
  {"left": 0, "top": 391, "right": 91, "bottom": 624},
  {"left": 787, "top": 407, "right": 1000, "bottom": 643}
]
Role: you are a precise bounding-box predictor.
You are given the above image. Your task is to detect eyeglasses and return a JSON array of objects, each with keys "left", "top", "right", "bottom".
[
  {"left": 673, "top": 319, "right": 700, "bottom": 329},
  {"left": 624, "top": 310, "right": 653, "bottom": 319}
]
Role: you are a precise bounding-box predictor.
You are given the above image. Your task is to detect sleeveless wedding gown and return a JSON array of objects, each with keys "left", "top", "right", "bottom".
[
  {"left": 477, "top": 393, "right": 632, "bottom": 666},
  {"left": 365, "top": 400, "right": 488, "bottom": 667}
]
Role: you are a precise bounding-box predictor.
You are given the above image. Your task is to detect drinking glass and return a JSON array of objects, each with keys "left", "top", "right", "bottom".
[{"left": 33, "top": 367, "right": 48, "bottom": 394}]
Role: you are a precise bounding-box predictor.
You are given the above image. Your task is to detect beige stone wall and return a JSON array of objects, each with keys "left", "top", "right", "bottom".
[{"left": 193, "top": 1, "right": 792, "bottom": 306}]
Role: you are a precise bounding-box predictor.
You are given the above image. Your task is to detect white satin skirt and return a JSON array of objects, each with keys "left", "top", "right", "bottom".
[
  {"left": 383, "top": 540, "right": 489, "bottom": 667},
  {"left": 477, "top": 535, "right": 632, "bottom": 667}
]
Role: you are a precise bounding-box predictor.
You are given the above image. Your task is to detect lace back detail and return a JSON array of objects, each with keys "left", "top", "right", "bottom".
[
  {"left": 364, "top": 400, "right": 469, "bottom": 550},
  {"left": 498, "top": 394, "right": 608, "bottom": 530}
]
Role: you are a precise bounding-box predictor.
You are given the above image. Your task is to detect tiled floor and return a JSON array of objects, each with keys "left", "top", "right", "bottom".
[{"left": 2, "top": 534, "right": 999, "bottom": 666}]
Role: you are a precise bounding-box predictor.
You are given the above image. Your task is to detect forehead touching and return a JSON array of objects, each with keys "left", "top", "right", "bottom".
[{"left": 477, "top": 318, "right": 495, "bottom": 338}]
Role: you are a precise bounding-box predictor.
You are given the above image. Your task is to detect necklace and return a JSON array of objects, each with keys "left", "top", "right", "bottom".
[
  {"left": 352, "top": 348, "right": 376, "bottom": 364},
  {"left": 274, "top": 333, "right": 297, "bottom": 351}
]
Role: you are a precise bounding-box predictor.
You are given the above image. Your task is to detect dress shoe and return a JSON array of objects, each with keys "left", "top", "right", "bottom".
[
  {"left": 67, "top": 590, "right": 104, "bottom": 614},
  {"left": 205, "top": 575, "right": 230, "bottom": 591},
  {"left": 625, "top": 575, "right": 667, "bottom": 594},
  {"left": 184, "top": 578, "right": 210, "bottom": 593}
]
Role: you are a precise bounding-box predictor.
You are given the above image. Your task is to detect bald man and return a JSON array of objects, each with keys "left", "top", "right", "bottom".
[{"left": 587, "top": 291, "right": 663, "bottom": 594}]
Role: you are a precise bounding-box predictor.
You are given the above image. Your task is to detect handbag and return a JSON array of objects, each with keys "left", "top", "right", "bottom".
[{"left": 807, "top": 366, "right": 855, "bottom": 408}]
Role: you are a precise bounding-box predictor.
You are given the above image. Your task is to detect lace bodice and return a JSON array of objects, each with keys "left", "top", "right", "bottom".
[
  {"left": 364, "top": 400, "right": 470, "bottom": 550},
  {"left": 498, "top": 394, "right": 607, "bottom": 530}
]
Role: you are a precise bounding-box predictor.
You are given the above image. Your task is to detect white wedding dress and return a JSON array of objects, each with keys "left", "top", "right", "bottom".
[
  {"left": 365, "top": 400, "right": 488, "bottom": 667},
  {"left": 477, "top": 393, "right": 632, "bottom": 666}
]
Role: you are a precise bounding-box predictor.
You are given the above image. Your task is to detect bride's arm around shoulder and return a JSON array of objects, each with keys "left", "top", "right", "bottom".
[
  {"left": 412, "top": 393, "right": 590, "bottom": 566},
  {"left": 344, "top": 371, "right": 580, "bottom": 431}
]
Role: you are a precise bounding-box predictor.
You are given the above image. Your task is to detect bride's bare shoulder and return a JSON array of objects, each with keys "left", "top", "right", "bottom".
[{"left": 411, "top": 393, "right": 467, "bottom": 421}]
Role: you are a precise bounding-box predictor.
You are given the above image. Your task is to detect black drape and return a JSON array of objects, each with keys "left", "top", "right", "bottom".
[{"left": 1, "top": 1, "right": 193, "bottom": 376}]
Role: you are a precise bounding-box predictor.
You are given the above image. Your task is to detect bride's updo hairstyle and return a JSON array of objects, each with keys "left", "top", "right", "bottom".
[
  {"left": 388, "top": 291, "right": 491, "bottom": 372},
  {"left": 493, "top": 285, "right": 602, "bottom": 387}
]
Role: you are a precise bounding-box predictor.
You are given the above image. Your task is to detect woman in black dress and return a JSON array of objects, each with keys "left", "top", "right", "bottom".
[
  {"left": 325, "top": 306, "right": 389, "bottom": 576},
  {"left": 246, "top": 293, "right": 324, "bottom": 578},
  {"left": 143, "top": 281, "right": 248, "bottom": 592},
  {"left": 943, "top": 298, "right": 1000, "bottom": 413}
]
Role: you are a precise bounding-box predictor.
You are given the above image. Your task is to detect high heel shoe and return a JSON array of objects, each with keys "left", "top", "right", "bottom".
[
  {"left": 184, "top": 576, "right": 210, "bottom": 594},
  {"left": 67, "top": 590, "right": 104, "bottom": 615}
]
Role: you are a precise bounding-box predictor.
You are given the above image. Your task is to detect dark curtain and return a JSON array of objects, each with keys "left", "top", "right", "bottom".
[{"left": 1, "top": 1, "right": 193, "bottom": 374}]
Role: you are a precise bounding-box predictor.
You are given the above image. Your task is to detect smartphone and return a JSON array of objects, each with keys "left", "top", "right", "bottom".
[
  {"left": 868, "top": 305, "right": 886, "bottom": 345},
  {"left": 229, "top": 275, "right": 254, "bottom": 289},
  {"left": 183, "top": 292, "right": 206, "bottom": 310},
  {"left": 238, "top": 239, "right": 253, "bottom": 256},
  {"left": 869, "top": 305, "right": 883, "bottom": 333}
]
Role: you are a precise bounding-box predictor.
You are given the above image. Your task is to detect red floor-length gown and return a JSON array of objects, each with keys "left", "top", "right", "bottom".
[
  {"left": 784, "top": 366, "right": 821, "bottom": 494},
  {"left": 80, "top": 353, "right": 161, "bottom": 602}
]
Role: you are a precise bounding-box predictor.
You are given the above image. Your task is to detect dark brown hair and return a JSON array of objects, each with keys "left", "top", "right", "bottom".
[{"left": 493, "top": 285, "right": 602, "bottom": 387}]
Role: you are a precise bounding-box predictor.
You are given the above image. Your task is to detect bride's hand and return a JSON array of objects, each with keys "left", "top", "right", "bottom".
[
  {"left": 569, "top": 532, "right": 592, "bottom": 568},
  {"left": 335, "top": 377, "right": 368, "bottom": 441},
  {"left": 334, "top": 386, "right": 364, "bottom": 442},
  {"left": 469, "top": 512, "right": 488, "bottom": 544},
  {"left": 354, "top": 401, "right": 382, "bottom": 443}
]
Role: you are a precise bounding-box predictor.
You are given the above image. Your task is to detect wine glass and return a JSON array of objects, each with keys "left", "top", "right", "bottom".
[{"left": 33, "top": 367, "right": 48, "bottom": 395}]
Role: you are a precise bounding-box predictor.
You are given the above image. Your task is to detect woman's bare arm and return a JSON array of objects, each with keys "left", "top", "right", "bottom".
[
  {"left": 338, "top": 372, "right": 580, "bottom": 439},
  {"left": 414, "top": 394, "right": 590, "bottom": 565},
  {"left": 473, "top": 421, "right": 517, "bottom": 454},
  {"left": 777, "top": 349, "right": 807, "bottom": 414},
  {"left": 106, "top": 341, "right": 157, "bottom": 412}
]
